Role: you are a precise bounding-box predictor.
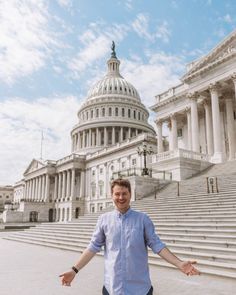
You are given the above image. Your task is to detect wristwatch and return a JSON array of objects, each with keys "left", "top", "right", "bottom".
[{"left": 72, "top": 266, "right": 79, "bottom": 274}]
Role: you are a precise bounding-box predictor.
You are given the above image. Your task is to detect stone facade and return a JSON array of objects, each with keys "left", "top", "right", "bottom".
[
  {"left": 151, "top": 29, "right": 236, "bottom": 180},
  {"left": 4, "top": 45, "right": 161, "bottom": 223}
]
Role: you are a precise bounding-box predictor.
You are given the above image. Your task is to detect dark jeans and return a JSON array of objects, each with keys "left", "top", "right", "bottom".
[{"left": 102, "top": 285, "right": 153, "bottom": 295}]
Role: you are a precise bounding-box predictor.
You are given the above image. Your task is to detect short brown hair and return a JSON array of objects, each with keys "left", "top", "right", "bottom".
[{"left": 111, "top": 178, "right": 131, "bottom": 194}]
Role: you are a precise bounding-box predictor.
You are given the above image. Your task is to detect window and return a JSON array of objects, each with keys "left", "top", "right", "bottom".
[
  {"left": 128, "top": 109, "right": 131, "bottom": 118},
  {"left": 177, "top": 128, "right": 183, "bottom": 137},
  {"left": 91, "top": 185, "right": 96, "bottom": 198},
  {"left": 100, "top": 168, "right": 103, "bottom": 174},
  {"left": 91, "top": 110, "right": 93, "bottom": 118},
  {"left": 99, "top": 185, "right": 104, "bottom": 197},
  {"left": 115, "top": 107, "right": 118, "bottom": 116},
  {"left": 138, "top": 112, "right": 140, "bottom": 120},
  {"left": 92, "top": 170, "right": 95, "bottom": 176},
  {"left": 102, "top": 108, "right": 105, "bottom": 116},
  {"left": 122, "top": 108, "right": 125, "bottom": 117},
  {"left": 132, "top": 159, "right": 136, "bottom": 166},
  {"left": 109, "top": 107, "right": 112, "bottom": 116},
  {"left": 86, "top": 112, "right": 88, "bottom": 120},
  {"left": 122, "top": 162, "right": 125, "bottom": 169},
  {"left": 96, "top": 109, "right": 99, "bottom": 117},
  {"left": 134, "top": 110, "right": 136, "bottom": 119}
]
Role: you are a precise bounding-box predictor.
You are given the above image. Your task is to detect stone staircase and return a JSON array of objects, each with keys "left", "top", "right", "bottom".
[{"left": 3, "top": 160, "right": 236, "bottom": 279}]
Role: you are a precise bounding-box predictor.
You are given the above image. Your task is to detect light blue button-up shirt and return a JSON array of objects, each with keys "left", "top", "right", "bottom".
[{"left": 88, "top": 208, "right": 166, "bottom": 295}]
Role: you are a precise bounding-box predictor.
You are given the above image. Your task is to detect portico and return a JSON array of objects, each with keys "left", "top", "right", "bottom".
[{"left": 151, "top": 30, "right": 236, "bottom": 180}]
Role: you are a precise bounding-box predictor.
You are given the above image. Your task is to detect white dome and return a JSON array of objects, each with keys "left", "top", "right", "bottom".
[
  {"left": 87, "top": 75, "right": 140, "bottom": 100},
  {"left": 87, "top": 54, "right": 140, "bottom": 101}
]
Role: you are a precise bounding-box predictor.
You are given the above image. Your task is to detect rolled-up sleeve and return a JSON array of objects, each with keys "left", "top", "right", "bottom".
[
  {"left": 87, "top": 215, "right": 106, "bottom": 253},
  {"left": 144, "top": 214, "right": 166, "bottom": 254}
]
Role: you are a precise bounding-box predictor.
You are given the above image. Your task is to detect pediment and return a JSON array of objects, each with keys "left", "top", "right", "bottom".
[
  {"left": 182, "top": 30, "right": 236, "bottom": 81},
  {"left": 24, "top": 159, "right": 45, "bottom": 175}
]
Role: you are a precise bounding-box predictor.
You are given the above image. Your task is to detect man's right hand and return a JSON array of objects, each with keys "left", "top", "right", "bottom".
[{"left": 59, "top": 270, "right": 76, "bottom": 287}]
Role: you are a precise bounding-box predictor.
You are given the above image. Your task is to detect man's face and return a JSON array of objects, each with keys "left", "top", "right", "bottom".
[{"left": 112, "top": 185, "right": 131, "bottom": 213}]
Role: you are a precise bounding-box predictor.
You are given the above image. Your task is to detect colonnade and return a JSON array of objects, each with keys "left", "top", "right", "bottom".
[
  {"left": 72, "top": 126, "right": 141, "bottom": 151},
  {"left": 24, "top": 174, "right": 50, "bottom": 202},
  {"left": 156, "top": 78, "right": 236, "bottom": 162},
  {"left": 54, "top": 169, "right": 85, "bottom": 200}
]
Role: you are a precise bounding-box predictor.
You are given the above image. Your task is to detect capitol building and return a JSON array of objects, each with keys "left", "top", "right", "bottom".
[{"left": 3, "top": 29, "right": 236, "bottom": 223}]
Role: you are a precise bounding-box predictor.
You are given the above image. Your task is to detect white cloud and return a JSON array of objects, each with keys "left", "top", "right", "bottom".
[
  {"left": 222, "top": 14, "right": 233, "bottom": 24},
  {"left": 68, "top": 22, "right": 129, "bottom": 78},
  {"left": 122, "top": 51, "right": 185, "bottom": 107},
  {"left": 0, "top": 0, "right": 56, "bottom": 84},
  {"left": 0, "top": 96, "right": 81, "bottom": 185},
  {"left": 57, "top": 0, "right": 72, "bottom": 8},
  {"left": 132, "top": 14, "right": 171, "bottom": 43},
  {"left": 155, "top": 21, "right": 171, "bottom": 43}
]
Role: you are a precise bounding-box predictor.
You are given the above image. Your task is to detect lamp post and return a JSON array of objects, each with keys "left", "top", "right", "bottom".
[{"left": 137, "top": 140, "right": 154, "bottom": 176}]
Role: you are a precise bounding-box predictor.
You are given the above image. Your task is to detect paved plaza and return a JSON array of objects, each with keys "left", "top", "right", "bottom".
[{"left": 0, "top": 232, "right": 235, "bottom": 295}]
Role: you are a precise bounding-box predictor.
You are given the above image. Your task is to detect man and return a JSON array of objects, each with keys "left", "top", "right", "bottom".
[{"left": 60, "top": 178, "right": 200, "bottom": 294}]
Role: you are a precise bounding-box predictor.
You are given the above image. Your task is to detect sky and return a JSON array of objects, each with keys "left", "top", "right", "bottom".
[{"left": 0, "top": 0, "right": 236, "bottom": 185}]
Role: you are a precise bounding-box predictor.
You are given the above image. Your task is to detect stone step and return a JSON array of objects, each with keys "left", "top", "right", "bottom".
[{"left": 4, "top": 235, "right": 236, "bottom": 279}]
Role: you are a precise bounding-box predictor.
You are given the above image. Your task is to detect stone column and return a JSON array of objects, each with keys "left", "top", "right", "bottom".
[
  {"left": 77, "top": 133, "right": 80, "bottom": 150},
  {"left": 156, "top": 119, "right": 163, "bottom": 153},
  {"left": 45, "top": 174, "right": 50, "bottom": 202},
  {"left": 28, "top": 180, "right": 32, "bottom": 200},
  {"left": 189, "top": 93, "right": 200, "bottom": 152},
  {"left": 54, "top": 175, "right": 58, "bottom": 200},
  {"left": 62, "top": 171, "right": 66, "bottom": 198},
  {"left": 35, "top": 178, "right": 39, "bottom": 200},
  {"left": 58, "top": 172, "right": 62, "bottom": 199},
  {"left": 82, "top": 131, "right": 86, "bottom": 148},
  {"left": 112, "top": 127, "right": 115, "bottom": 145},
  {"left": 80, "top": 171, "right": 85, "bottom": 198},
  {"left": 185, "top": 107, "right": 192, "bottom": 150},
  {"left": 232, "top": 73, "right": 236, "bottom": 104},
  {"left": 225, "top": 96, "right": 236, "bottom": 160},
  {"left": 92, "top": 130, "right": 95, "bottom": 146},
  {"left": 128, "top": 128, "right": 131, "bottom": 139},
  {"left": 96, "top": 128, "right": 99, "bottom": 146},
  {"left": 41, "top": 175, "right": 45, "bottom": 201},
  {"left": 38, "top": 177, "right": 41, "bottom": 200},
  {"left": 120, "top": 127, "right": 123, "bottom": 142},
  {"left": 66, "top": 170, "right": 71, "bottom": 198},
  {"left": 209, "top": 84, "right": 223, "bottom": 162},
  {"left": 31, "top": 178, "right": 35, "bottom": 200},
  {"left": 71, "top": 169, "right": 75, "bottom": 199},
  {"left": 170, "top": 114, "right": 178, "bottom": 151},
  {"left": 104, "top": 127, "right": 107, "bottom": 146},
  {"left": 88, "top": 129, "right": 92, "bottom": 147},
  {"left": 203, "top": 100, "right": 214, "bottom": 156}
]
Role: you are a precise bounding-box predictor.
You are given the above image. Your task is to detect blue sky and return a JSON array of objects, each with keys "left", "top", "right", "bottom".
[{"left": 0, "top": 0, "right": 236, "bottom": 185}]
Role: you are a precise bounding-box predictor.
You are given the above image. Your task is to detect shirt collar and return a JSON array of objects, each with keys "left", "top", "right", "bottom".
[{"left": 115, "top": 207, "right": 132, "bottom": 218}]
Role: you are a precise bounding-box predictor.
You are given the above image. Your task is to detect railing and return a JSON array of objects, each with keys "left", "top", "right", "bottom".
[
  {"left": 56, "top": 153, "right": 85, "bottom": 165},
  {"left": 153, "top": 148, "right": 210, "bottom": 162},
  {"left": 111, "top": 167, "right": 172, "bottom": 181}
]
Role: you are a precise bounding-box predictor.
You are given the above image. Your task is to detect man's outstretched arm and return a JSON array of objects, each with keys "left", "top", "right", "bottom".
[
  {"left": 158, "top": 247, "right": 200, "bottom": 276},
  {"left": 59, "top": 248, "right": 96, "bottom": 286}
]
